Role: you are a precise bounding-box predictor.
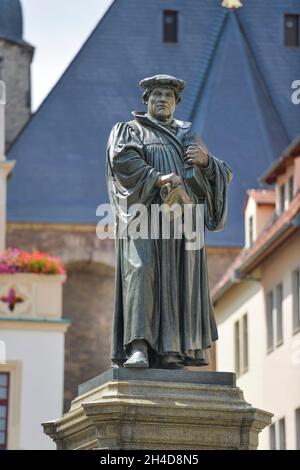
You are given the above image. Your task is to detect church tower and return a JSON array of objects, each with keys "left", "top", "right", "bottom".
[{"left": 0, "top": 0, "right": 34, "bottom": 150}]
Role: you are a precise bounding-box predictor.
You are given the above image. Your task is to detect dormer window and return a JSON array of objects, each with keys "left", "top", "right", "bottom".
[
  {"left": 284, "top": 14, "right": 299, "bottom": 47},
  {"left": 244, "top": 190, "right": 275, "bottom": 248},
  {"left": 163, "top": 10, "right": 178, "bottom": 44}
]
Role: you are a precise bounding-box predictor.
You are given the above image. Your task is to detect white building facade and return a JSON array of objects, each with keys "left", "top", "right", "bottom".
[
  {"left": 213, "top": 138, "right": 300, "bottom": 450},
  {"left": 0, "top": 82, "right": 70, "bottom": 450}
]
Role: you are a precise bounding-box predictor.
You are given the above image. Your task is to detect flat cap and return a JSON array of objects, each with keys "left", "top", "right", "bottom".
[{"left": 139, "top": 74, "right": 186, "bottom": 93}]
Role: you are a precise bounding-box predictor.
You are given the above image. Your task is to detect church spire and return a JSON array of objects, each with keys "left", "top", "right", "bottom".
[
  {"left": 0, "top": 0, "right": 23, "bottom": 43},
  {"left": 0, "top": 0, "right": 34, "bottom": 150}
]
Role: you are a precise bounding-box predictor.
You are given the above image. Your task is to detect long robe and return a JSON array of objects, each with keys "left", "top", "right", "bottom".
[{"left": 106, "top": 111, "right": 233, "bottom": 366}]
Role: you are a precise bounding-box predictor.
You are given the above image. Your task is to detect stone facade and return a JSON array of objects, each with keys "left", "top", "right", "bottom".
[
  {"left": 63, "top": 261, "right": 115, "bottom": 411},
  {"left": 0, "top": 38, "right": 33, "bottom": 150}
]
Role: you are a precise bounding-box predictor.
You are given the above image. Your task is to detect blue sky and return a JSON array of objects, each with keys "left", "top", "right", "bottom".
[{"left": 21, "top": 0, "right": 113, "bottom": 111}]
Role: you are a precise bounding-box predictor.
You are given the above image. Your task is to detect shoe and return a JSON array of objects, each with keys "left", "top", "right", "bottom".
[
  {"left": 183, "top": 358, "right": 209, "bottom": 367},
  {"left": 159, "top": 362, "right": 185, "bottom": 370},
  {"left": 123, "top": 350, "right": 149, "bottom": 368},
  {"left": 111, "top": 361, "right": 121, "bottom": 369},
  {"left": 154, "top": 355, "right": 185, "bottom": 370}
]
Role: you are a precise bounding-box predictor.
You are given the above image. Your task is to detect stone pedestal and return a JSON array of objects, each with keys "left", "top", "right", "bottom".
[{"left": 42, "top": 369, "right": 272, "bottom": 450}]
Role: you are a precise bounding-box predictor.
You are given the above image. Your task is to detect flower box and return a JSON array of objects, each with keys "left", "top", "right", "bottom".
[{"left": 0, "top": 272, "right": 66, "bottom": 319}]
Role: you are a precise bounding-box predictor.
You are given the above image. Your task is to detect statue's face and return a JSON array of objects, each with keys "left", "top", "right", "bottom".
[{"left": 147, "top": 86, "right": 176, "bottom": 122}]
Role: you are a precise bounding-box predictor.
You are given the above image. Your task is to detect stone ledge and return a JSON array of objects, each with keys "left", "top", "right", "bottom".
[{"left": 78, "top": 369, "right": 236, "bottom": 395}]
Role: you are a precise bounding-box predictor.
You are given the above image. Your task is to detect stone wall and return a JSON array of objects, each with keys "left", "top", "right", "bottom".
[
  {"left": 207, "top": 246, "right": 241, "bottom": 287},
  {"left": 63, "top": 261, "right": 115, "bottom": 411}
]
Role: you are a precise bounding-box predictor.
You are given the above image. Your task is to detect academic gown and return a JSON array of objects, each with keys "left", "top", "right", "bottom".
[{"left": 106, "top": 111, "right": 233, "bottom": 366}]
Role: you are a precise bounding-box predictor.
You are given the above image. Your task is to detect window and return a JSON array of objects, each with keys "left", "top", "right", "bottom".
[
  {"left": 269, "top": 423, "right": 276, "bottom": 450},
  {"left": 266, "top": 284, "right": 284, "bottom": 352},
  {"left": 0, "top": 57, "right": 3, "bottom": 81},
  {"left": 234, "top": 321, "right": 240, "bottom": 374},
  {"left": 276, "top": 283, "right": 283, "bottom": 346},
  {"left": 269, "top": 418, "right": 286, "bottom": 450},
  {"left": 163, "top": 10, "right": 178, "bottom": 43},
  {"left": 242, "top": 314, "right": 248, "bottom": 371},
  {"left": 289, "top": 175, "right": 294, "bottom": 203},
  {"left": 279, "top": 184, "right": 285, "bottom": 214},
  {"left": 284, "top": 14, "right": 299, "bottom": 47},
  {"left": 26, "top": 90, "right": 31, "bottom": 109},
  {"left": 234, "top": 314, "right": 248, "bottom": 376},
  {"left": 279, "top": 418, "right": 286, "bottom": 450},
  {"left": 296, "top": 408, "right": 300, "bottom": 450},
  {"left": 292, "top": 267, "right": 300, "bottom": 333},
  {"left": 266, "top": 291, "right": 274, "bottom": 352},
  {"left": 0, "top": 373, "right": 9, "bottom": 450}
]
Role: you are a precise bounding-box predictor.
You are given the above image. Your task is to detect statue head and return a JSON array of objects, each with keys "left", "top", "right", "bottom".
[{"left": 139, "top": 74, "right": 185, "bottom": 122}]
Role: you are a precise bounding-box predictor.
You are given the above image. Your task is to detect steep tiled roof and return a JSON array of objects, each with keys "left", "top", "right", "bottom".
[
  {"left": 236, "top": 1, "right": 300, "bottom": 141},
  {"left": 6, "top": 0, "right": 300, "bottom": 247}
]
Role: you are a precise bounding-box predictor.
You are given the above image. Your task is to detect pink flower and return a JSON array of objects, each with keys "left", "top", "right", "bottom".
[{"left": 0, "top": 248, "right": 66, "bottom": 276}]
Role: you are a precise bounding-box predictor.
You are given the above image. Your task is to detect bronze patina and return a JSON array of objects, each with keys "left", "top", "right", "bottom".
[{"left": 106, "top": 74, "right": 233, "bottom": 369}]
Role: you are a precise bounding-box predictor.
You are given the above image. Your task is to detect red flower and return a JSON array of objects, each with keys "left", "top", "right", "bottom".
[{"left": 0, "top": 248, "right": 66, "bottom": 275}]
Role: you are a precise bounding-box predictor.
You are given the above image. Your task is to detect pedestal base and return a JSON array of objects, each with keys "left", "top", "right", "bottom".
[{"left": 43, "top": 369, "right": 272, "bottom": 450}]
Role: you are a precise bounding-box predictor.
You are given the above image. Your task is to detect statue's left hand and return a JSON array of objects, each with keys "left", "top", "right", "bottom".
[{"left": 184, "top": 143, "right": 209, "bottom": 168}]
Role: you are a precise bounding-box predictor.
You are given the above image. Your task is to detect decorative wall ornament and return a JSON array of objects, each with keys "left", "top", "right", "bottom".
[
  {"left": 0, "top": 281, "right": 31, "bottom": 316},
  {"left": 0, "top": 287, "right": 24, "bottom": 312}
]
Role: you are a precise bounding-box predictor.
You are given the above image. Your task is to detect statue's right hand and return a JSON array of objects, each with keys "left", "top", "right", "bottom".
[{"left": 156, "top": 173, "right": 182, "bottom": 189}]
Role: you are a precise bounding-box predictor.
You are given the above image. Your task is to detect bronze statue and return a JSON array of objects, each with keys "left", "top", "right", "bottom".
[{"left": 106, "top": 74, "right": 233, "bottom": 369}]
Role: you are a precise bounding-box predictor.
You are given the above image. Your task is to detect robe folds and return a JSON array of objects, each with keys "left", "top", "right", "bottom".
[{"left": 106, "top": 111, "right": 233, "bottom": 366}]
